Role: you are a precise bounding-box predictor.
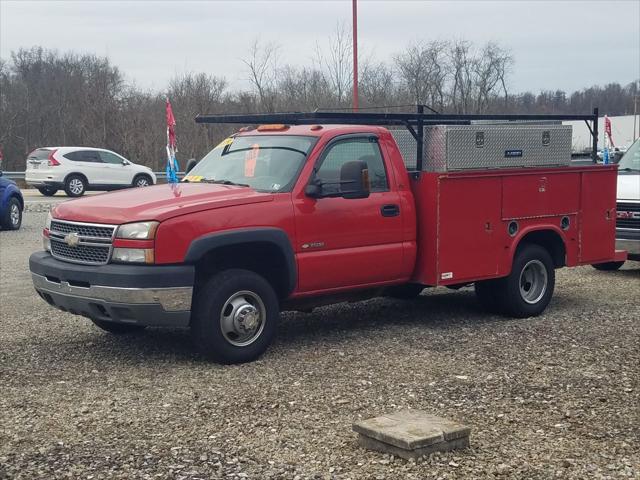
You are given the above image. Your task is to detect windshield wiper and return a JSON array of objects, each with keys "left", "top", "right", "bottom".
[{"left": 201, "top": 179, "right": 250, "bottom": 187}]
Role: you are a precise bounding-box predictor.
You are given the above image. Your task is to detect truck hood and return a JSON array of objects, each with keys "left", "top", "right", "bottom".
[
  {"left": 617, "top": 174, "right": 640, "bottom": 202},
  {"left": 52, "top": 183, "right": 274, "bottom": 224}
]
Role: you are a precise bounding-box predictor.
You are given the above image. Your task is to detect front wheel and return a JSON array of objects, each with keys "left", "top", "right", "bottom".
[
  {"left": 497, "top": 243, "right": 555, "bottom": 318},
  {"left": 1, "top": 197, "right": 22, "bottom": 230},
  {"left": 592, "top": 261, "right": 625, "bottom": 271},
  {"left": 133, "top": 174, "right": 153, "bottom": 188},
  {"left": 191, "top": 269, "right": 279, "bottom": 364},
  {"left": 64, "top": 174, "right": 86, "bottom": 197}
]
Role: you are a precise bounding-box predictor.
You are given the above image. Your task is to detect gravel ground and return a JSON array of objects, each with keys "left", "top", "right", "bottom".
[{"left": 1, "top": 211, "right": 639, "bottom": 479}]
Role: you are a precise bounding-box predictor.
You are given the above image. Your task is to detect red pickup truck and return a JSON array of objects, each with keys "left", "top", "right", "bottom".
[{"left": 29, "top": 111, "right": 625, "bottom": 364}]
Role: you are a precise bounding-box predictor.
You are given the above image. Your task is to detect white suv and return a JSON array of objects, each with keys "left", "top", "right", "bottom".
[{"left": 25, "top": 147, "right": 156, "bottom": 197}]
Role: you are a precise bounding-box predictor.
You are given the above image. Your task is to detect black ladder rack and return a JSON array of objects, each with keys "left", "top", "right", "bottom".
[{"left": 195, "top": 107, "right": 600, "bottom": 170}]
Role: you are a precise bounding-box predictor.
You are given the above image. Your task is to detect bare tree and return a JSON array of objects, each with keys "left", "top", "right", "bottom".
[
  {"left": 241, "top": 39, "right": 279, "bottom": 112},
  {"left": 314, "top": 22, "right": 352, "bottom": 105},
  {"left": 394, "top": 40, "right": 447, "bottom": 111}
]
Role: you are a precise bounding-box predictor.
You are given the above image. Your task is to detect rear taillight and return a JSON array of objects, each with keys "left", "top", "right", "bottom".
[{"left": 48, "top": 149, "right": 60, "bottom": 166}]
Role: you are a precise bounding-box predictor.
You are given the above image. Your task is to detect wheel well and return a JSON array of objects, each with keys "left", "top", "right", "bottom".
[
  {"left": 65, "top": 172, "right": 88, "bottom": 185},
  {"left": 194, "top": 242, "right": 291, "bottom": 300},
  {"left": 517, "top": 229, "right": 566, "bottom": 267}
]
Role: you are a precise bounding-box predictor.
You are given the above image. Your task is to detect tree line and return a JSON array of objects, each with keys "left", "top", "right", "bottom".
[{"left": 0, "top": 39, "right": 637, "bottom": 172}]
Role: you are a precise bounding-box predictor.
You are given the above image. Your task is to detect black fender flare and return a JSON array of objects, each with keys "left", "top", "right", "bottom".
[{"left": 184, "top": 227, "right": 297, "bottom": 295}]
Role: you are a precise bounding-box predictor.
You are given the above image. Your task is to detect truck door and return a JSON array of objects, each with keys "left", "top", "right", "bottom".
[{"left": 293, "top": 135, "right": 405, "bottom": 293}]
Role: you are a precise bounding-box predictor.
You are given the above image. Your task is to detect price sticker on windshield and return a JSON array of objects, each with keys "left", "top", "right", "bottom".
[
  {"left": 244, "top": 144, "right": 260, "bottom": 177},
  {"left": 183, "top": 175, "right": 203, "bottom": 182},
  {"left": 214, "top": 137, "right": 234, "bottom": 150}
]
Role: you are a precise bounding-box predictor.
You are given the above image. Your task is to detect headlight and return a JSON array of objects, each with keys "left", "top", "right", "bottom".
[
  {"left": 45, "top": 212, "right": 52, "bottom": 230},
  {"left": 116, "top": 221, "right": 159, "bottom": 240},
  {"left": 112, "top": 248, "right": 154, "bottom": 264}
]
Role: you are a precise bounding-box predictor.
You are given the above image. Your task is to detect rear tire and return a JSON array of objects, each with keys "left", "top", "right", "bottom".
[
  {"left": 592, "top": 261, "right": 625, "bottom": 271},
  {"left": 37, "top": 186, "right": 58, "bottom": 196},
  {"left": 64, "top": 174, "right": 86, "bottom": 197},
  {"left": 90, "top": 318, "right": 146, "bottom": 334},
  {"left": 133, "top": 174, "right": 153, "bottom": 188},
  {"left": 191, "top": 269, "right": 279, "bottom": 364},
  {"left": 497, "top": 243, "right": 555, "bottom": 318},
  {"left": 384, "top": 283, "right": 424, "bottom": 299},
  {"left": 1, "top": 197, "right": 22, "bottom": 230}
]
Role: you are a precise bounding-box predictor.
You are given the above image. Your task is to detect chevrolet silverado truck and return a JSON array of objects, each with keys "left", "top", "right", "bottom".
[{"left": 29, "top": 110, "right": 626, "bottom": 364}]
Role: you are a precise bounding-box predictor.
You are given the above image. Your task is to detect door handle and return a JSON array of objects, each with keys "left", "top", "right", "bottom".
[{"left": 381, "top": 204, "right": 400, "bottom": 217}]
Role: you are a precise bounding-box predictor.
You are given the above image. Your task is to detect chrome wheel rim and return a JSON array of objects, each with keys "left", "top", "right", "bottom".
[
  {"left": 219, "top": 290, "right": 266, "bottom": 347},
  {"left": 136, "top": 178, "right": 149, "bottom": 187},
  {"left": 69, "top": 178, "right": 83, "bottom": 195},
  {"left": 10, "top": 204, "right": 20, "bottom": 226},
  {"left": 519, "top": 260, "right": 548, "bottom": 304}
]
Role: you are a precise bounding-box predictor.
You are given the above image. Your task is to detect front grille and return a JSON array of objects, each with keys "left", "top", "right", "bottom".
[
  {"left": 49, "top": 219, "right": 116, "bottom": 265},
  {"left": 50, "top": 240, "right": 111, "bottom": 264},
  {"left": 616, "top": 202, "right": 640, "bottom": 230},
  {"left": 51, "top": 220, "right": 115, "bottom": 239}
]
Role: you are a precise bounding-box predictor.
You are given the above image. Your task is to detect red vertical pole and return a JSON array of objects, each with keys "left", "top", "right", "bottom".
[{"left": 352, "top": 0, "right": 359, "bottom": 112}]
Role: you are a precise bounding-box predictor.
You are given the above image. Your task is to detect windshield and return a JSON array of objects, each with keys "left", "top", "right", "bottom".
[
  {"left": 186, "top": 135, "right": 316, "bottom": 192},
  {"left": 618, "top": 138, "right": 640, "bottom": 172}
]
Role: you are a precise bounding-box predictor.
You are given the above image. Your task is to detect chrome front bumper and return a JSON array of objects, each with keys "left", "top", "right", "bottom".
[
  {"left": 616, "top": 228, "right": 640, "bottom": 259},
  {"left": 616, "top": 238, "right": 640, "bottom": 257},
  {"left": 32, "top": 273, "right": 192, "bottom": 312}
]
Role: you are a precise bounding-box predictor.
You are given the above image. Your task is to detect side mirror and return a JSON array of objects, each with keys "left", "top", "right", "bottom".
[
  {"left": 185, "top": 158, "right": 198, "bottom": 174},
  {"left": 340, "top": 160, "right": 370, "bottom": 199},
  {"left": 304, "top": 178, "right": 323, "bottom": 198},
  {"left": 122, "top": 160, "right": 130, "bottom": 166}
]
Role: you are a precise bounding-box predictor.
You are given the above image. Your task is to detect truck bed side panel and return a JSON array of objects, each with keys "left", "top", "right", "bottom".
[{"left": 410, "top": 166, "right": 619, "bottom": 286}]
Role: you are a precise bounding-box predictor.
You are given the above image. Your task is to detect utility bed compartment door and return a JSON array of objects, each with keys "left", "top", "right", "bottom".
[
  {"left": 437, "top": 177, "right": 502, "bottom": 283},
  {"left": 502, "top": 173, "right": 580, "bottom": 219},
  {"left": 579, "top": 169, "right": 617, "bottom": 263}
]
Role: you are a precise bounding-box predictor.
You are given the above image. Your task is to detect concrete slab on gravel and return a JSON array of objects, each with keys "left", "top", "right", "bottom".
[{"left": 353, "top": 410, "right": 470, "bottom": 459}]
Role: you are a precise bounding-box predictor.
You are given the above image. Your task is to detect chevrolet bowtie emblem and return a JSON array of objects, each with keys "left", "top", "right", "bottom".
[{"left": 64, "top": 232, "right": 81, "bottom": 247}]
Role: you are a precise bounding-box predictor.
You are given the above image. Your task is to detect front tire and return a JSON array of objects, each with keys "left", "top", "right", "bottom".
[
  {"left": 90, "top": 318, "right": 146, "bottom": 334},
  {"left": 191, "top": 269, "right": 279, "bottom": 364},
  {"left": 64, "top": 174, "right": 87, "bottom": 197},
  {"left": 133, "top": 174, "right": 153, "bottom": 188},
  {"left": 1, "top": 197, "right": 22, "bottom": 230},
  {"left": 592, "top": 261, "right": 625, "bottom": 271},
  {"left": 497, "top": 243, "right": 555, "bottom": 318},
  {"left": 37, "top": 186, "right": 58, "bottom": 196}
]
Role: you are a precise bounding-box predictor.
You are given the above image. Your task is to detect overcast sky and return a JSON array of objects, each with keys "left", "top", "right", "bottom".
[{"left": 1, "top": 0, "right": 638, "bottom": 94}]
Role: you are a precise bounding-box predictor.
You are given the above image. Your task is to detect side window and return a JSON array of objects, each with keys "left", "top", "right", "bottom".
[
  {"left": 64, "top": 150, "right": 101, "bottom": 162},
  {"left": 315, "top": 137, "right": 389, "bottom": 194},
  {"left": 99, "top": 151, "right": 124, "bottom": 164}
]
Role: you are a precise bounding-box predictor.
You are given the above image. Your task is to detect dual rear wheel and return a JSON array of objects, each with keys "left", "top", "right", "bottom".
[{"left": 475, "top": 243, "right": 555, "bottom": 318}]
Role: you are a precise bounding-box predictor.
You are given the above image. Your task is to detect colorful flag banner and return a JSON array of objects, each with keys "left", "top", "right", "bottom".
[{"left": 166, "top": 99, "right": 179, "bottom": 183}]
